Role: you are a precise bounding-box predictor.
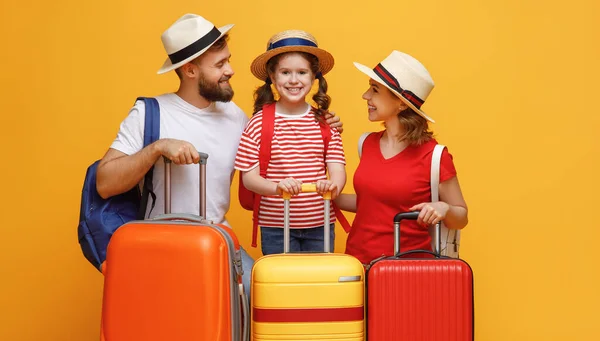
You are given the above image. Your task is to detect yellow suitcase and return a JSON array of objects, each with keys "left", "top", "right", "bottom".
[{"left": 251, "top": 184, "right": 365, "bottom": 341}]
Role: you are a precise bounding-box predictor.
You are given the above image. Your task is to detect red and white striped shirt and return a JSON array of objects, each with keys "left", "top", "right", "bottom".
[{"left": 235, "top": 106, "right": 345, "bottom": 229}]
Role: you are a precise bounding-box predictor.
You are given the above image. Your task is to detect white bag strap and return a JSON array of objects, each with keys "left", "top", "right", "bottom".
[
  {"left": 358, "top": 132, "right": 372, "bottom": 159},
  {"left": 429, "top": 144, "right": 460, "bottom": 258},
  {"left": 430, "top": 144, "right": 445, "bottom": 202},
  {"left": 429, "top": 144, "right": 444, "bottom": 254}
]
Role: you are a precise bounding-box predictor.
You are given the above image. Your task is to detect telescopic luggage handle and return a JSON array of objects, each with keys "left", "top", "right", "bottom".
[
  {"left": 282, "top": 184, "right": 332, "bottom": 253},
  {"left": 393, "top": 211, "right": 442, "bottom": 257},
  {"left": 161, "top": 152, "right": 209, "bottom": 218}
]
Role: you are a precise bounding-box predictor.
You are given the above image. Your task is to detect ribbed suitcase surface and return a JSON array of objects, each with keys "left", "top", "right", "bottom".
[
  {"left": 367, "top": 258, "right": 473, "bottom": 341},
  {"left": 252, "top": 253, "right": 365, "bottom": 341},
  {"left": 100, "top": 154, "right": 248, "bottom": 341},
  {"left": 102, "top": 221, "right": 244, "bottom": 341}
]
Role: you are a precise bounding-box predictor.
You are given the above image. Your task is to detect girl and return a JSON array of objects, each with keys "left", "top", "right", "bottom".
[
  {"left": 336, "top": 50, "right": 469, "bottom": 264},
  {"left": 234, "top": 30, "right": 346, "bottom": 255}
]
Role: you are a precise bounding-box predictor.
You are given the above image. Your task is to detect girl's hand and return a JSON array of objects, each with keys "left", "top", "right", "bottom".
[
  {"left": 276, "top": 177, "right": 302, "bottom": 196},
  {"left": 316, "top": 179, "right": 339, "bottom": 200}
]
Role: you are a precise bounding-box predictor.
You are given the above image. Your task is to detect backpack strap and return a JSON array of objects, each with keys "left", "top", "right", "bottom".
[
  {"left": 317, "top": 115, "right": 352, "bottom": 233},
  {"left": 251, "top": 103, "right": 276, "bottom": 247},
  {"left": 136, "top": 97, "right": 160, "bottom": 220}
]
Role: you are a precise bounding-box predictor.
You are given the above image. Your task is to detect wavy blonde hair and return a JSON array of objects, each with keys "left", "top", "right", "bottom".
[{"left": 393, "top": 107, "right": 434, "bottom": 145}]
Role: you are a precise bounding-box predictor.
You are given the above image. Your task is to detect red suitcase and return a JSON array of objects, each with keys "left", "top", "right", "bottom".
[
  {"left": 366, "top": 212, "right": 474, "bottom": 341},
  {"left": 100, "top": 154, "right": 249, "bottom": 341}
]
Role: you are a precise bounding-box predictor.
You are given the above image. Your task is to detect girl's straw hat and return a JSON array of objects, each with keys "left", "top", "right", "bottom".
[{"left": 250, "top": 30, "right": 334, "bottom": 81}]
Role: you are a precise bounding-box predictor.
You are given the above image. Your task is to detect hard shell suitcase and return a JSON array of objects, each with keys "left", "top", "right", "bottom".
[
  {"left": 366, "top": 212, "right": 474, "bottom": 341},
  {"left": 100, "top": 154, "right": 249, "bottom": 341},
  {"left": 251, "top": 184, "right": 365, "bottom": 341}
]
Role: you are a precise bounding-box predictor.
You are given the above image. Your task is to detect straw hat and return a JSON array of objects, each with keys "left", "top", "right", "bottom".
[
  {"left": 250, "top": 30, "right": 334, "bottom": 81},
  {"left": 157, "top": 14, "right": 234, "bottom": 74},
  {"left": 354, "top": 51, "right": 435, "bottom": 123}
]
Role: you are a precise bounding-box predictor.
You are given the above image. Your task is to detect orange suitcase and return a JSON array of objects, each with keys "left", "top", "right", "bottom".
[
  {"left": 100, "top": 154, "right": 248, "bottom": 341},
  {"left": 251, "top": 184, "right": 365, "bottom": 341}
]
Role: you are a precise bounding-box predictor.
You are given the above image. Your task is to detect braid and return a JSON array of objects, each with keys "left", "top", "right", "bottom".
[
  {"left": 312, "top": 72, "right": 331, "bottom": 123},
  {"left": 253, "top": 82, "right": 276, "bottom": 114}
]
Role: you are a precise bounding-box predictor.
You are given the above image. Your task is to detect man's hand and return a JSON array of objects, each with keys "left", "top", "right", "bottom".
[
  {"left": 157, "top": 138, "right": 200, "bottom": 164},
  {"left": 324, "top": 111, "right": 343, "bottom": 133}
]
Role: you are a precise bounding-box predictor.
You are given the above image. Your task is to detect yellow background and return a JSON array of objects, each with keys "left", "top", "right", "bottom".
[{"left": 1, "top": 0, "right": 598, "bottom": 340}]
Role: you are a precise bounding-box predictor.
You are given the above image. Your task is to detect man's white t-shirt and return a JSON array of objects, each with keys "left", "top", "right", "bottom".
[{"left": 110, "top": 93, "right": 249, "bottom": 226}]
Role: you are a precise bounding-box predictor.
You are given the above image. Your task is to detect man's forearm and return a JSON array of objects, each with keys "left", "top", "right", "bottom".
[{"left": 96, "top": 142, "right": 162, "bottom": 199}]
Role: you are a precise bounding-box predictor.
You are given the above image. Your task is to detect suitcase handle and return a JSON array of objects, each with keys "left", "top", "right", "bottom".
[
  {"left": 163, "top": 152, "right": 209, "bottom": 218},
  {"left": 394, "top": 249, "right": 443, "bottom": 259},
  {"left": 150, "top": 213, "right": 212, "bottom": 224},
  {"left": 282, "top": 183, "right": 332, "bottom": 253},
  {"left": 393, "top": 211, "right": 441, "bottom": 256},
  {"left": 282, "top": 184, "right": 332, "bottom": 200}
]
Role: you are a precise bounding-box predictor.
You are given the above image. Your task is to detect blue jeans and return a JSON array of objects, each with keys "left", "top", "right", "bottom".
[
  {"left": 240, "top": 246, "right": 254, "bottom": 301},
  {"left": 260, "top": 224, "right": 335, "bottom": 255}
]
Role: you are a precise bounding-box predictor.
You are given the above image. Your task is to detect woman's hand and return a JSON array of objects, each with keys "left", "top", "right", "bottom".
[{"left": 409, "top": 202, "right": 450, "bottom": 227}]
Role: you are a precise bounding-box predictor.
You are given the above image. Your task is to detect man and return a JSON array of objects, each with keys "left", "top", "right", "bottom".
[{"left": 96, "top": 14, "right": 342, "bottom": 297}]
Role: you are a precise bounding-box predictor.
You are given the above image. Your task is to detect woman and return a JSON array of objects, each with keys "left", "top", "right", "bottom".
[{"left": 335, "top": 50, "right": 468, "bottom": 264}]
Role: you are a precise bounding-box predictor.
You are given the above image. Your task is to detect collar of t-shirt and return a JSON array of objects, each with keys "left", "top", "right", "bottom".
[
  {"left": 275, "top": 102, "right": 311, "bottom": 118},
  {"left": 168, "top": 93, "right": 217, "bottom": 114}
]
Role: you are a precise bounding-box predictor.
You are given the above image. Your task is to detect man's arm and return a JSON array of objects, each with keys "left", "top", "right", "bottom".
[{"left": 96, "top": 138, "right": 199, "bottom": 199}]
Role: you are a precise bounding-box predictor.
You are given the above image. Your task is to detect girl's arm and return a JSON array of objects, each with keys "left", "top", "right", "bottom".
[
  {"left": 242, "top": 166, "right": 303, "bottom": 196},
  {"left": 326, "top": 162, "right": 346, "bottom": 198},
  {"left": 315, "top": 163, "right": 346, "bottom": 200}
]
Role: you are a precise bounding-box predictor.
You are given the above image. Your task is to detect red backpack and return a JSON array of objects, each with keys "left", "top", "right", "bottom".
[{"left": 238, "top": 103, "right": 351, "bottom": 247}]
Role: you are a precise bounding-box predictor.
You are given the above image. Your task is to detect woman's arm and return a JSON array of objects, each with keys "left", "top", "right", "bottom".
[
  {"left": 334, "top": 193, "right": 357, "bottom": 213},
  {"left": 410, "top": 176, "right": 468, "bottom": 229},
  {"left": 438, "top": 176, "right": 468, "bottom": 229}
]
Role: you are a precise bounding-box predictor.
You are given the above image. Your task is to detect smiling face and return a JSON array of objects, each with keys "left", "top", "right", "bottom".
[
  {"left": 194, "top": 43, "right": 235, "bottom": 102},
  {"left": 269, "top": 52, "right": 316, "bottom": 106},
  {"left": 362, "top": 79, "right": 407, "bottom": 122}
]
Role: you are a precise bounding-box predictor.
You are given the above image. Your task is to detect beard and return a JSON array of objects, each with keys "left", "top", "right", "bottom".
[{"left": 198, "top": 73, "right": 234, "bottom": 102}]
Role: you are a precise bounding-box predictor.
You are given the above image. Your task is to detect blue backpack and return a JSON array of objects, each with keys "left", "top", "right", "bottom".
[{"left": 78, "top": 97, "right": 160, "bottom": 272}]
